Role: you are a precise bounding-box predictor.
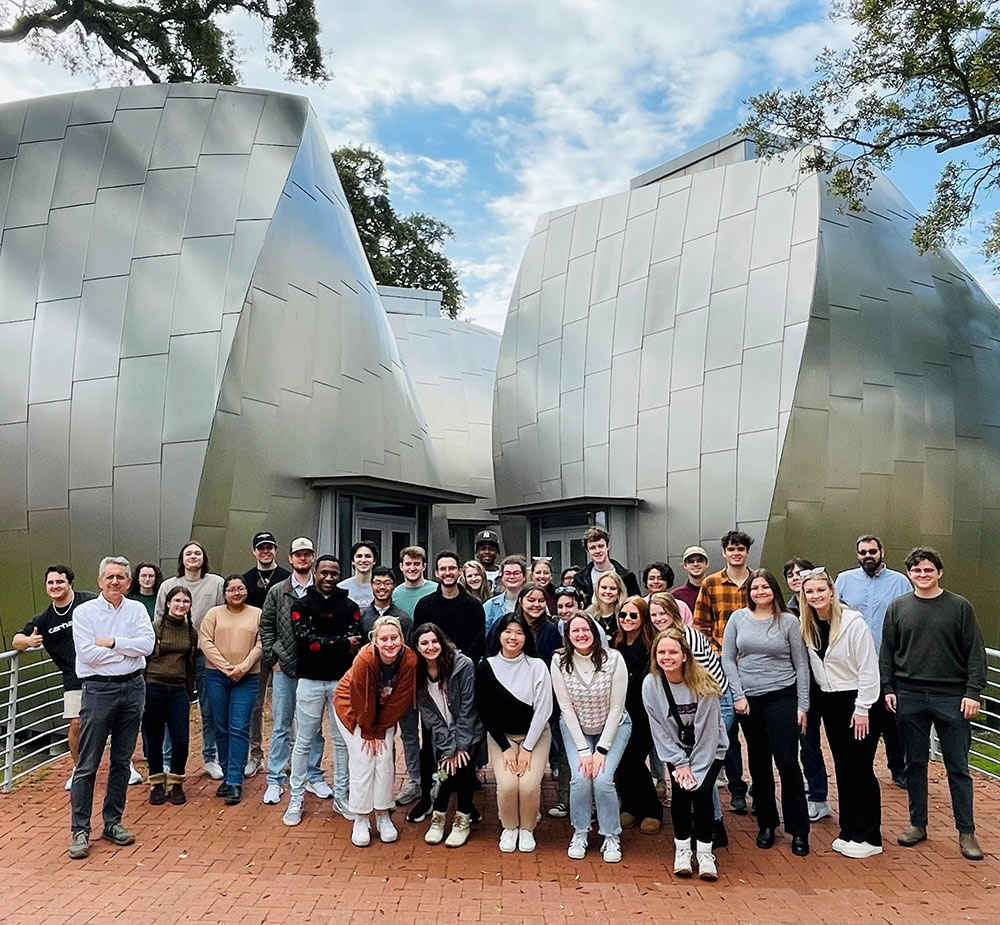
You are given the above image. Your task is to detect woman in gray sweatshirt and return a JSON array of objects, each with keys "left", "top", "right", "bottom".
[{"left": 722, "top": 569, "right": 811, "bottom": 856}]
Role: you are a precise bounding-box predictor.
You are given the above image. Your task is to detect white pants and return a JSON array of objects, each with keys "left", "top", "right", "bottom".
[{"left": 335, "top": 715, "right": 396, "bottom": 815}]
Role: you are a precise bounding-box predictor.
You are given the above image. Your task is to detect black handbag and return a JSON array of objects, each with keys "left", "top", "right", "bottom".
[{"left": 661, "top": 675, "right": 695, "bottom": 754}]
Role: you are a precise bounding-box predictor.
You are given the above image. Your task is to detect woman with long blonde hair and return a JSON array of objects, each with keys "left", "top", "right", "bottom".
[
  {"left": 799, "top": 568, "right": 882, "bottom": 858},
  {"left": 643, "top": 628, "right": 727, "bottom": 880},
  {"left": 587, "top": 571, "right": 628, "bottom": 637}
]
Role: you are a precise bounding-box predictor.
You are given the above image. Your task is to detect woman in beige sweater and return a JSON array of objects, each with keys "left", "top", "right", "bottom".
[{"left": 200, "top": 575, "right": 262, "bottom": 805}]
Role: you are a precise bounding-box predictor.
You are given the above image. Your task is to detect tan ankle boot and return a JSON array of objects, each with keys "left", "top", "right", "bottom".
[{"left": 445, "top": 811, "right": 472, "bottom": 848}]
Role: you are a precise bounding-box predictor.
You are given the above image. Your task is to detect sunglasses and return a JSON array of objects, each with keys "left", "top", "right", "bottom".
[{"left": 799, "top": 567, "right": 827, "bottom": 580}]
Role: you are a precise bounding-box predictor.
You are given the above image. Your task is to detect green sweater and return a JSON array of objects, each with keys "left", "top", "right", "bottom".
[{"left": 146, "top": 615, "right": 197, "bottom": 689}]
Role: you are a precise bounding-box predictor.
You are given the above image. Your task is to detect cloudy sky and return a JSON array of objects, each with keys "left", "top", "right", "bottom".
[{"left": 1, "top": 0, "right": 996, "bottom": 329}]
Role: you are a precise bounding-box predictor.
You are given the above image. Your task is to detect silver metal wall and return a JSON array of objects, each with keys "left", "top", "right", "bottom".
[
  {"left": 0, "top": 86, "right": 441, "bottom": 634},
  {"left": 492, "top": 147, "right": 1000, "bottom": 638}
]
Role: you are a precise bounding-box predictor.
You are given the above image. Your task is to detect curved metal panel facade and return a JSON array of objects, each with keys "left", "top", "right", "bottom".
[{"left": 493, "top": 150, "right": 999, "bottom": 636}]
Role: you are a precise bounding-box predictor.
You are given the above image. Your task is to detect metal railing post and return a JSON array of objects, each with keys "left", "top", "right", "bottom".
[{"left": 3, "top": 653, "right": 19, "bottom": 794}]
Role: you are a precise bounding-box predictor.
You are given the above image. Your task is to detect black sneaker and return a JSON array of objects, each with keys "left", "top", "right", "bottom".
[
  {"left": 470, "top": 805, "right": 483, "bottom": 825},
  {"left": 216, "top": 783, "right": 235, "bottom": 799},
  {"left": 406, "top": 798, "right": 433, "bottom": 823},
  {"left": 712, "top": 819, "right": 729, "bottom": 849},
  {"left": 730, "top": 794, "right": 747, "bottom": 815}
]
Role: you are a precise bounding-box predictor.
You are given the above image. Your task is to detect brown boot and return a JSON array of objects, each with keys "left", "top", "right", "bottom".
[
  {"left": 167, "top": 772, "right": 187, "bottom": 805},
  {"left": 959, "top": 832, "right": 983, "bottom": 861},
  {"left": 897, "top": 824, "right": 927, "bottom": 847}
]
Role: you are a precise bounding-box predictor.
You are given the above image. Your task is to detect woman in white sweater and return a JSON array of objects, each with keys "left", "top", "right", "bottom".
[
  {"left": 550, "top": 614, "right": 631, "bottom": 864},
  {"left": 799, "top": 568, "right": 883, "bottom": 859}
]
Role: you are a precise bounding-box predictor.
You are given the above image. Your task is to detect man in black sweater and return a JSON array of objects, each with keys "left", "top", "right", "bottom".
[
  {"left": 571, "top": 526, "right": 640, "bottom": 602},
  {"left": 881, "top": 547, "right": 987, "bottom": 861}
]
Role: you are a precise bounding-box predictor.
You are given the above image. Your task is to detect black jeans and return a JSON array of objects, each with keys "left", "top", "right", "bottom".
[
  {"left": 669, "top": 759, "right": 723, "bottom": 842},
  {"left": 870, "top": 696, "right": 904, "bottom": 774},
  {"left": 71, "top": 676, "right": 145, "bottom": 835},
  {"left": 615, "top": 711, "right": 662, "bottom": 821},
  {"left": 433, "top": 754, "right": 478, "bottom": 814},
  {"left": 740, "top": 684, "right": 810, "bottom": 837},
  {"left": 143, "top": 683, "right": 190, "bottom": 777},
  {"left": 800, "top": 681, "right": 828, "bottom": 801},
  {"left": 895, "top": 688, "right": 975, "bottom": 833},
  {"left": 818, "top": 689, "right": 881, "bottom": 845}
]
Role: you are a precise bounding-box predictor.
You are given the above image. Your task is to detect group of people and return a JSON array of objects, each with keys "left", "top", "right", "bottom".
[{"left": 13, "top": 525, "right": 988, "bottom": 872}]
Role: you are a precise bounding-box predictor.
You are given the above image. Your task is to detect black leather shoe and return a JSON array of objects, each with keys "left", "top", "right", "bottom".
[
  {"left": 730, "top": 794, "right": 748, "bottom": 815},
  {"left": 756, "top": 827, "right": 775, "bottom": 849},
  {"left": 713, "top": 819, "right": 729, "bottom": 849},
  {"left": 791, "top": 835, "right": 809, "bottom": 856},
  {"left": 892, "top": 771, "right": 907, "bottom": 790},
  {"left": 224, "top": 785, "right": 243, "bottom": 805},
  {"left": 216, "top": 783, "right": 235, "bottom": 798}
]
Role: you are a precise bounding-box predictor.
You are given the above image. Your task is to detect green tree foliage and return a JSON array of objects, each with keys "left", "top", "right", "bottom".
[
  {"left": 333, "top": 146, "right": 464, "bottom": 318},
  {"left": 741, "top": 0, "right": 999, "bottom": 266},
  {"left": 0, "top": 0, "right": 327, "bottom": 84}
]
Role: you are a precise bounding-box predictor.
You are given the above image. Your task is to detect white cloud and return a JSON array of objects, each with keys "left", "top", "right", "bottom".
[{"left": 381, "top": 152, "right": 468, "bottom": 198}]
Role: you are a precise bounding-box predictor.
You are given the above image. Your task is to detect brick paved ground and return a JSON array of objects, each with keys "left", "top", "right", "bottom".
[{"left": 0, "top": 729, "right": 996, "bottom": 925}]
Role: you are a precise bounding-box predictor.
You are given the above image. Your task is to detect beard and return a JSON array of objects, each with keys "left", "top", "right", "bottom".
[{"left": 861, "top": 557, "right": 881, "bottom": 577}]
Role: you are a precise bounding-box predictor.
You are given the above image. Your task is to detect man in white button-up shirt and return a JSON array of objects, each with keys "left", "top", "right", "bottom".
[{"left": 69, "top": 556, "right": 155, "bottom": 859}]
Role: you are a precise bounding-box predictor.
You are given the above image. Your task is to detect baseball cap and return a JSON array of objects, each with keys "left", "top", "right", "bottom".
[
  {"left": 253, "top": 531, "right": 277, "bottom": 549},
  {"left": 289, "top": 537, "right": 315, "bottom": 554},
  {"left": 475, "top": 529, "right": 500, "bottom": 547},
  {"left": 682, "top": 546, "right": 708, "bottom": 561}
]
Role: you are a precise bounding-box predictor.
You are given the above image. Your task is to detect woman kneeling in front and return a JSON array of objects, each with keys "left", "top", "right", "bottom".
[
  {"left": 334, "top": 616, "right": 417, "bottom": 847},
  {"left": 643, "top": 627, "right": 728, "bottom": 880}
]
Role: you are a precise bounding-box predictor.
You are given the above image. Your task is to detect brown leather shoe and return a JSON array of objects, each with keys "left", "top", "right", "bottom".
[
  {"left": 897, "top": 824, "right": 927, "bottom": 847},
  {"left": 959, "top": 832, "right": 984, "bottom": 861}
]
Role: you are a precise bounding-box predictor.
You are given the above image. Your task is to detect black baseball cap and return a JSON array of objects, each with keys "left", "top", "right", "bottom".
[
  {"left": 253, "top": 531, "right": 278, "bottom": 549},
  {"left": 475, "top": 529, "right": 500, "bottom": 547}
]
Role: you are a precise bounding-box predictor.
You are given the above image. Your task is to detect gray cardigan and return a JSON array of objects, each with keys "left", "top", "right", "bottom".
[
  {"left": 642, "top": 673, "right": 728, "bottom": 788},
  {"left": 417, "top": 652, "right": 484, "bottom": 758}
]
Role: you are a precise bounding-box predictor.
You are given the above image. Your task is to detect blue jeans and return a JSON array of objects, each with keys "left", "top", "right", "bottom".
[
  {"left": 289, "top": 678, "right": 348, "bottom": 802},
  {"left": 723, "top": 683, "right": 747, "bottom": 798},
  {"left": 713, "top": 687, "right": 736, "bottom": 820},
  {"left": 195, "top": 653, "right": 217, "bottom": 763},
  {"left": 203, "top": 669, "right": 260, "bottom": 787},
  {"left": 266, "top": 667, "right": 325, "bottom": 788},
  {"left": 561, "top": 715, "right": 632, "bottom": 837}
]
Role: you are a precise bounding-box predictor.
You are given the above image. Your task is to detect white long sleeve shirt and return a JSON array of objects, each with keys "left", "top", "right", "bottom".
[
  {"left": 805, "top": 609, "right": 881, "bottom": 717},
  {"left": 73, "top": 593, "right": 156, "bottom": 678}
]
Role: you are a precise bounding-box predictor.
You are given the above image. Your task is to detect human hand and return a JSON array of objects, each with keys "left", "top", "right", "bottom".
[
  {"left": 26, "top": 629, "right": 43, "bottom": 649},
  {"left": 349, "top": 635, "right": 362, "bottom": 654},
  {"left": 734, "top": 698, "right": 749, "bottom": 715},
  {"left": 502, "top": 748, "right": 519, "bottom": 776},
  {"left": 672, "top": 766, "right": 696, "bottom": 790},
  {"left": 588, "top": 752, "right": 606, "bottom": 779},
  {"left": 960, "top": 698, "right": 980, "bottom": 720},
  {"left": 273, "top": 662, "right": 282, "bottom": 673},
  {"left": 885, "top": 693, "right": 896, "bottom": 713},
  {"left": 515, "top": 749, "right": 532, "bottom": 777},
  {"left": 851, "top": 712, "right": 869, "bottom": 739},
  {"left": 95, "top": 637, "right": 115, "bottom": 648},
  {"left": 798, "top": 710, "right": 807, "bottom": 734},
  {"left": 452, "top": 750, "right": 470, "bottom": 771}
]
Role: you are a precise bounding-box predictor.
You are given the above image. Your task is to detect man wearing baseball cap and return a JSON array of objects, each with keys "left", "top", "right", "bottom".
[
  {"left": 671, "top": 546, "right": 709, "bottom": 613},
  {"left": 242, "top": 532, "right": 291, "bottom": 777},
  {"left": 474, "top": 529, "right": 502, "bottom": 596}
]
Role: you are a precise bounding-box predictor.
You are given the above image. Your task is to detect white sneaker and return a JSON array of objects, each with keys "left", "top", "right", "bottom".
[
  {"left": 567, "top": 831, "right": 588, "bottom": 860},
  {"left": 601, "top": 834, "right": 622, "bottom": 863},
  {"left": 332, "top": 797, "right": 355, "bottom": 820},
  {"left": 394, "top": 780, "right": 421, "bottom": 806},
  {"left": 808, "top": 799, "right": 832, "bottom": 821},
  {"left": 128, "top": 762, "right": 143, "bottom": 785},
  {"left": 306, "top": 780, "right": 333, "bottom": 799},
  {"left": 673, "top": 837, "right": 693, "bottom": 876},
  {"left": 376, "top": 812, "right": 398, "bottom": 843},
  {"left": 262, "top": 784, "right": 282, "bottom": 804},
  {"left": 518, "top": 829, "right": 536, "bottom": 853},
  {"left": 65, "top": 768, "right": 75, "bottom": 791},
  {"left": 498, "top": 828, "right": 518, "bottom": 853},
  {"left": 282, "top": 800, "right": 303, "bottom": 826},
  {"left": 831, "top": 837, "right": 850, "bottom": 854},
  {"left": 696, "top": 840, "right": 717, "bottom": 880},
  {"left": 203, "top": 760, "right": 224, "bottom": 781},
  {"left": 352, "top": 817, "right": 371, "bottom": 847},
  {"left": 548, "top": 802, "right": 569, "bottom": 818},
  {"left": 244, "top": 757, "right": 262, "bottom": 778},
  {"left": 840, "top": 840, "right": 884, "bottom": 859}
]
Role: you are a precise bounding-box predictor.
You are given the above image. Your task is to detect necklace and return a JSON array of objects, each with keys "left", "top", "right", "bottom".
[
  {"left": 256, "top": 568, "right": 276, "bottom": 591},
  {"left": 52, "top": 595, "right": 74, "bottom": 617}
]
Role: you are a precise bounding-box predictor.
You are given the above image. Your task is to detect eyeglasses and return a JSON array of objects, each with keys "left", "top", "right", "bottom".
[
  {"left": 799, "top": 567, "right": 827, "bottom": 580},
  {"left": 619, "top": 611, "right": 640, "bottom": 620}
]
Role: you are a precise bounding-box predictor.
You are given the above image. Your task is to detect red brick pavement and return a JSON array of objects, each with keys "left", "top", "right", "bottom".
[{"left": 0, "top": 741, "right": 996, "bottom": 925}]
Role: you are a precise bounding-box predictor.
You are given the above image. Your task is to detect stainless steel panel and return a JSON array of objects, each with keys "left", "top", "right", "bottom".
[
  {"left": 495, "top": 373, "right": 518, "bottom": 446},
  {"left": 705, "top": 287, "right": 746, "bottom": 371},
  {"left": 516, "top": 291, "right": 540, "bottom": 362},
  {"left": 620, "top": 210, "right": 655, "bottom": 285},
  {"left": 28, "top": 298, "right": 79, "bottom": 403},
  {"left": 118, "top": 85, "right": 169, "bottom": 109},
  {"left": 613, "top": 278, "right": 646, "bottom": 356},
  {"left": 750, "top": 189, "right": 795, "bottom": 270},
  {"left": 560, "top": 317, "right": 587, "bottom": 393},
  {"left": 230, "top": 398, "right": 279, "bottom": 512},
  {"left": 537, "top": 407, "right": 561, "bottom": 484},
  {"left": 559, "top": 387, "right": 584, "bottom": 463},
  {"left": 859, "top": 382, "right": 895, "bottom": 475},
  {"left": 792, "top": 317, "right": 831, "bottom": 411},
  {"left": 171, "top": 235, "right": 233, "bottom": 335},
  {"left": 683, "top": 170, "right": 724, "bottom": 241},
  {"left": 184, "top": 155, "right": 249, "bottom": 237},
  {"left": 561, "top": 458, "right": 584, "bottom": 497},
  {"left": 0, "top": 157, "right": 13, "bottom": 231},
  {"left": 667, "top": 386, "right": 702, "bottom": 472},
  {"left": 148, "top": 97, "right": 214, "bottom": 169},
  {"left": 516, "top": 356, "right": 537, "bottom": 429},
  {"left": 888, "top": 460, "right": 924, "bottom": 545},
  {"left": 590, "top": 231, "right": 623, "bottom": 304},
  {"left": 538, "top": 274, "right": 566, "bottom": 345},
  {"left": 720, "top": 159, "right": 761, "bottom": 218},
  {"left": 585, "top": 298, "right": 615, "bottom": 374},
  {"left": 569, "top": 198, "right": 601, "bottom": 260},
  {"left": 563, "top": 253, "right": 594, "bottom": 325},
  {"left": 0, "top": 102, "right": 26, "bottom": 158},
  {"left": 608, "top": 425, "right": 637, "bottom": 496},
  {"left": 160, "top": 441, "right": 208, "bottom": 555},
  {"left": 669, "top": 306, "right": 708, "bottom": 391},
  {"left": 536, "top": 339, "right": 561, "bottom": 413},
  {"left": 0, "top": 320, "right": 31, "bottom": 424},
  {"left": 892, "top": 372, "right": 926, "bottom": 462},
  {"left": 5, "top": 140, "right": 61, "bottom": 228},
  {"left": 162, "top": 332, "right": 220, "bottom": 442},
  {"left": 115, "top": 354, "right": 168, "bottom": 466},
  {"left": 644, "top": 257, "right": 679, "bottom": 335},
  {"left": 675, "top": 234, "right": 714, "bottom": 314},
  {"left": 775, "top": 407, "right": 828, "bottom": 503},
  {"left": 701, "top": 365, "right": 741, "bottom": 453},
  {"left": 84, "top": 184, "right": 142, "bottom": 279},
  {"left": 51, "top": 123, "right": 112, "bottom": 209},
  {"left": 201, "top": 90, "right": 266, "bottom": 155},
  {"left": 636, "top": 406, "right": 669, "bottom": 490},
  {"left": 699, "top": 450, "right": 736, "bottom": 539},
  {"left": 711, "top": 211, "right": 753, "bottom": 292},
  {"left": 254, "top": 92, "right": 308, "bottom": 146},
  {"left": 583, "top": 442, "right": 610, "bottom": 494},
  {"left": 27, "top": 399, "right": 70, "bottom": 510},
  {"left": 517, "top": 231, "right": 545, "bottom": 297},
  {"left": 98, "top": 108, "right": 161, "bottom": 188},
  {"left": 666, "top": 466, "right": 699, "bottom": 555},
  {"left": 238, "top": 145, "right": 297, "bottom": 221},
  {"left": 758, "top": 150, "right": 801, "bottom": 195},
  {"left": 37, "top": 203, "right": 92, "bottom": 302},
  {"left": 68, "top": 88, "right": 121, "bottom": 126},
  {"left": 69, "top": 486, "right": 113, "bottom": 567},
  {"left": 790, "top": 172, "right": 820, "bottom": 246},
  {"left": 609, "top": 350, "right": 640, "bottom": 429},
  {"left": 779, "top": 320, "right": 808, "bottom": 414},
  {"left": 736, "top": 428, "right": 777, "bottom": 522},
  {"left": 923, "top": 362, "right": 955, "bottom": 450},
  {"left": 22, "top": 95, "right": 71, "bottom": 143},
  {"left": 784, "top": 240, "right": 817, "bottom": 326},
  {"left": 628, "top": 184, "right": 658, "bottom": 218},
  {"left": 597, "top": 192, "right": 628, "bottom": 239},
  {"left": 74, "top": 276, "right": 128, "bottom": 381},
  {"left": 638, "top": 329, "right": 672, "bottom": 412},
  {"left": 122, "top": 255, "right": 179, "bottom": 357},
  {"left": 28, "top": 509, "right": 71, "bottom": 583},
  {"left": 583, "top": 369, "right": 611, "bottom": 449},
  {"left": 826, "top": 395, "right": 863, "bottom": 489},
  {"left": 542, "top": 211, "right": 574, "bottom": 281},
  {"left": 0, "top": 423, "right": 27, "bottom": 528},
  {"left": 68, "top": 376, "right": 116, "bottom": 489},
  {"left": 650, "top": 188, "right": 689, "bottom": 263},
  {"left": 743, "top": 262, "right": 788, "bottom": 348},
  {"left": 738, "top": 343, "right": 781, "bottom": 433},
  {"left": 828, "top": 306, "right": 865, "bottom": 399},
  {"left": 132, "top": 167, "right": 196, "bottom": 258},
  {"left": 225, "top": 220, "right": 268, "bottom": 315}
]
